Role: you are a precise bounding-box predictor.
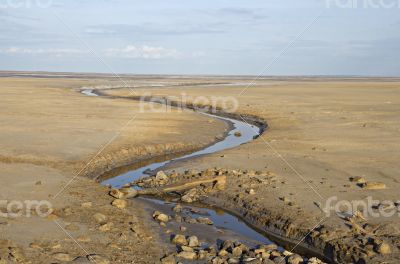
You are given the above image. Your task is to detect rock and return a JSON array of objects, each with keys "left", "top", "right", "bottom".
[
  {"left": 375, "top": 242, "right": 391, "bottom": 254},
  {"left": 247, "top": 189, "right": 256, "bottom": 195},
  {"left": 155, "top": 213, "right": 169, "bottom": 223},
  {"left": 211, "top": 257, "right": 225, "bottom": 264},
  {"left": 262, "top": 244, "right": 278, "bottom": 251},
  {"left": 29, "top": 242, "right": 42, "bottom": 249},
  {"left": 156, "top": 171, "right": 168, "bottom": 182},
  {"left": 161, "top": 255, "right": 176, "bottom": 264},
  {"left": 198, "top": 250, "right": 207, "bottom": 260},
  {"left": 197, "top": 217, "right": 214, "bottom": 225},
  {"left": 280, "top": 197, "right": 290, "bottom": 204},
  {"left": 232, "top": 247, "right": 243, "bottom": 257},
  {"left": 180, "top": 226, "right": 187, "bottom": 232},
  {"left": 270, "top": 251, "right": 282, "bottom": 258},
  {"left": 172, "top": 234, "right": 187, "bottom": 246},
  {"left": 254, "top": 248, "right": 266, "bottom": 254},
  {"left": 218, "top": 249, "right": 228, "bottom": 257},
  {"left": 360, "top": 182, "right": 386, "bottom": 190},
  {"left": 307, "top": 257, "right": 324, "bottom": 264},
  {"left": 173, "top": 204, "right": 183, "bottom": 213},
  {"left": 282, "top": 250, "right": 293, "bottom": 257},
  {"left": 8, "top": 247, "right": 25, "bottom": 262},
  {"left": 181, "top": 188, "right": 199, "bottom": 203},
  {"left": 87, "top": 254, "right": 110, "bottom": 264},
  {"left": 111, "top": 199, "right": 128, "bottom": 209},
  {"left": 287, "top": 254, "right": 303, "bottom": 264},
  {"left": 81, "top": 202, "right": 92, "bottom": 208},
  {"left": 77, "top": 236, "right": 91, "bottom": 242},
  {"left": 52, "top": 253, "right": 74, "bottom": 262},
  {"left": 71, "top": 256, "right": 91, "bottom": 263},
  {"left": 35, "top": 181, "right": 42, "bottom": 185},
  {"left": 273, "top": 257, "right": 286, "bottom": 264},
  {"left": 176, "top": 251, "right": 197, "bottom": 260},
  {"left": 65, "top": 224, "right": 80, "bottom": 231},
  {"left": 262, "top": 260, "right": 274, "bottom": 264},
  {"left": 349, "top": 176, "right": 366, "bottom": 183},
  {"left": 98, "top": 222, "right": 113, "bottom": 232},
  {"left": 234, "top": 131, "right": 242, "bottom": 137},
  {"left": 188, "top": 236, "right": 199, "bottom": 247},
  {"left": 93, "top": 213, "right": 108, "bottom": 224},
  {"left": 109, "top": 189, "right": 124, "bottom": 199},
  {"left": 110, "top": 188, "right": 138, "bottom": 199},
  {"left": 181, "top": 245, "right": 194, "bottom": 252}
]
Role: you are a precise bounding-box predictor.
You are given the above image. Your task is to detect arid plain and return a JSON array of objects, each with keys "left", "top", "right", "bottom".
[{"left": 0, "top": 72, "right": 399, "bottom": 263}]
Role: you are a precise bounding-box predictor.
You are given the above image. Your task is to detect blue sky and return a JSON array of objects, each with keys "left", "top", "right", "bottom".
[{"left": 0, "top": 0, "right": 399, "bottom": 75}]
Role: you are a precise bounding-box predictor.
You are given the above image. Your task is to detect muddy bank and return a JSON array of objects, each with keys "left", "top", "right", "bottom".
[{"left": 132, "top": 168, "right": 400, "bottom": 263}]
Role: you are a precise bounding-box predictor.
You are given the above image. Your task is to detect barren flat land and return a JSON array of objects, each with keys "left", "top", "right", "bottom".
[{"left": 1, "top": 72, "right": 400, "bottom": 263}]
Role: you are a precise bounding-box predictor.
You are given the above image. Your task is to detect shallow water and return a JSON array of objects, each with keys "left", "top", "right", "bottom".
[
  {"left": 102, "top": 113, "right": 260, "bottom": 188},
  {"left": 81, "top": 89, "right": 274, "bottom": 247},
  {"left": 143, "top": 197, "right": 273, "bottom": 246},
  {"left": 81, "top": 89, "right": 98, "bottom": 96}
]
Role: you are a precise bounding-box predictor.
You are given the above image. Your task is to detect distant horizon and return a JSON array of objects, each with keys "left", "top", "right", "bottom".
[{"left": 1, "top": 70, "right": 400, "bottom": 79}]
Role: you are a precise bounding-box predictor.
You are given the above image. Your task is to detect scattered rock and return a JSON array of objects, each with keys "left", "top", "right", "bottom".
[
  {"left": 172, "top": 234, "right": 187, "bottom": 246},
  {"left": 173, "top": 204, "right": 183, "bottom": 213},
  {"left": 196, "top": 217, "right": 213, "bottom": 225},
  {"left": 111, "top": 199, "right": 128, "bottom": 209},
  {"left": 155, "top": 213, "right": 169, "bottom": 223},
  {"left": 98, "top": 222, "right": 113, "bottom": 232},
  {"left": 81, "top": 202, "right": 92, "bottom": 208},
  {"left": 93, "top": 213, "right": 108, "bottom": 224},
  {"left": 65, "top": 223, "right": 80, "bottom": 231},
  {"left": 77, "top": 236, "right": 91, "bottom": 242},
  {"left": 375, "top": 242, "right": 391, "bottom": 254},
  {"left": 287, "top": 254, "right": 303, "bottom": 264},
  {"left": 234, "top": 131, "right": 242, "bottom": 137},
  {"left": 349, "top": 176, "right": 366, "bottom": 183},
  {"left": 360, "top": 182, "right": 386, "bottom": 190},
  {"left": 156, "top": 171, "right": 168, "bottom": 182},
  {"left": 161, "top": 255, "right": 176, "bottom": 264},
  {"left": 188, "top": 236, "right": 199, "bottom": 247},
  {"left": 109, "top": 188, "right": 124, "bottom": 199},
  {"left": 176, "top": 251, "right": 197, "bottom": 260},
  {"left": 87, "top": 254, "right": 110, "bottom": 264},
  {"left": 247, "top": 189, "right": 256, "bottom": 195},
  {"left": 232, "top": 246, "right": 243, "bottom": 257},
  {"left": 52, "top": 253, "right": 74, "bottom": 262}
]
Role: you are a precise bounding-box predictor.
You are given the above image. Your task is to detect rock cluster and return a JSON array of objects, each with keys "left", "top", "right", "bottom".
[{"left": 164, "top": 237, "right": 326, "bottom": 264}]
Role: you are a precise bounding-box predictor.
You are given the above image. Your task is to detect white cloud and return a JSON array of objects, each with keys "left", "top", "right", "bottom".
[
  {"left": 0, "top": 47, "right": 86, "bottom": 57},
  {"left": 1, "top": 45, "right": 182, "bottom": 59},
  {"left": 103, "top": 45, "right": 180, "bottom": 59}
]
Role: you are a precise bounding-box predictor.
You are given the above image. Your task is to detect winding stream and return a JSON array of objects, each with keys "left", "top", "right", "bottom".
[{"left": 80, "top": 89, "right": 322, "bottom": 261}]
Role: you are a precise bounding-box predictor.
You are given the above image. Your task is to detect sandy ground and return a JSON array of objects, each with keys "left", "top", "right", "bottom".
[
  {"left": 0, "top": 76, "right": 227, "bottom": 263},
  {"left": 105, "top": 78, "right": 400, "bottom": 263},
  {"left": 1, "top": 73, "right": 400, "bottom": 263}
]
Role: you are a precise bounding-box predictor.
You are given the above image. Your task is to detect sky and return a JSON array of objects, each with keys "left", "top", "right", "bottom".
[{"left": 0, "top": 0, "right": 399, "bottom": 75}]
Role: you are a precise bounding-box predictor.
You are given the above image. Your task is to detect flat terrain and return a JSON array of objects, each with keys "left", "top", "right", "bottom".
[
  {"left": 107, "top": 78, "right": 400, "bottom": 263},
  {"left": 0, "top": 76, "right": 227, "bottom": 263},
  {"left": 1, "top": 73, "right": 400, "bottom": 263}
]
